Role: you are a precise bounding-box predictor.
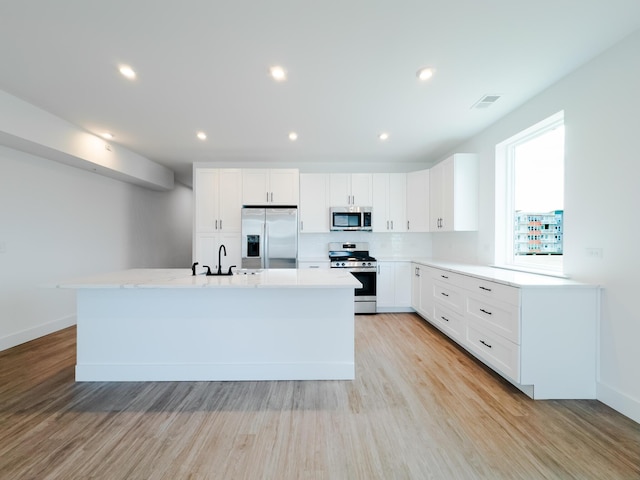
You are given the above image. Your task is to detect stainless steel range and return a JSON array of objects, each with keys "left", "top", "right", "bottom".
[{"left": 329, "top": 242, "right": 377, "bottom": 314}]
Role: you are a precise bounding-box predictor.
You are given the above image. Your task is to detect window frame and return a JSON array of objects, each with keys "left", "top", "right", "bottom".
[{"left": 494, "top": 111, "right": 565, "bottom": 276}]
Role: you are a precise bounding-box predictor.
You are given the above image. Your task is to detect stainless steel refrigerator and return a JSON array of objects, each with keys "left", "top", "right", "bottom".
[{"left": 241, "top": 207, "right": 298, "bottom": 269}]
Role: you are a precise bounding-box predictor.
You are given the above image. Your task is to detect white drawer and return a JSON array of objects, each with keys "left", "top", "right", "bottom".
[
  {"left": 466, "top": 324, "right": 520, "bottom": 383},
  {"left": 298, "top": 261, "right": 330, "bottom": 269},
  {"left": 429, "top": 268, "right": 466, "bottom": 286},
  {"left": 466, "top": 295, "right": 520, "bottom": 344},
  {"left": 432, "top": 281, "right": 464, "bottom": 313},
  {"left": 433, "top": 303, "right": 465, "bottom": 341},
  {"left": 463, "top": 276, "right": 520, "bottom": 306}
]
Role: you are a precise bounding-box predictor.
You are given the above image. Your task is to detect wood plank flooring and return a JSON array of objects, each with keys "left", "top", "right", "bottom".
[{"left": 1, "top": 313, "right": 639, "bottom": 479}]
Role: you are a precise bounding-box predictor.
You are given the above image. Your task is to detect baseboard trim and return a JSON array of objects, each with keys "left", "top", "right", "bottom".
[
  {"left": 598, "top": 381, "right": 640, "bottom": 425},
  {"left": 0, "top": 315, "right": 76, "bottom": 352}
]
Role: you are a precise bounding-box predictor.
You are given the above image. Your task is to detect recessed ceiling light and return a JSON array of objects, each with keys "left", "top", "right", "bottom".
[
  {"left": 288, "top": 132, "right": 298, "bottom": 141},
  {"left": 101, "top": 132, "right": 114, "bottom": 140},
  {"left": 269, "top": 65, "right": 287, "bottom": 81},
  {"left": 119, "top": 65, "right": 136, "bottom": 79},
  {"left": 379, "top": 132, "right": 390, "bottom": 141},
  {"left": 196, "top": 131, "right": 207, "bottom": 140},
  {"left": 416, "top": 67, "right": 434, "bottom": 81}
]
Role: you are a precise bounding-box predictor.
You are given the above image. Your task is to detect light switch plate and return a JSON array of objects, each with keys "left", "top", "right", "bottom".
[{"left": 585, "top": 247, "right": 603, "bottom": 259}]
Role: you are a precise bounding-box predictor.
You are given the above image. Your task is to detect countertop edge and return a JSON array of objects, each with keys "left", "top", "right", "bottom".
[{"left": 410, "top": 259, "right": 598, "bottom": 288}]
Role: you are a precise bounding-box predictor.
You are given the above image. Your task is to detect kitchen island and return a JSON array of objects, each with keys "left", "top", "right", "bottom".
[{"left": 57, "top": 268, "right": 361, "bottom": 382}]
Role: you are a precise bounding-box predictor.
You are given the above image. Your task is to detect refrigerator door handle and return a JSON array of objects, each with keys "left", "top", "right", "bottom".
[{"left": 263, "top": 223, "right": 269, "bottom": 269}]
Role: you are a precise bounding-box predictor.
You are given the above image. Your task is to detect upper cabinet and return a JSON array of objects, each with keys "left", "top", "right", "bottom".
[
  {"left": 193, "top": 168, "right": 243, "bottom": 270},
  {"left": 242, "top": 169, "right": 299, "bottom": 205},
  {"left": 194, "top": 168, "right": 243, "bottom": 233},
  {"left": 372, "top": 173, "right": 407, "bottom": 232},
  {"left": 329, "top": 173, "right": 373, "bottom": 206},
  {"left": 299, "top": 173, "right": 330, "bottom": 233},
  {"left": 430, "top": 154, "right": 478, "bottom": 232},
  {"left": 406, "top": 169, "right": 430, "bottom": 232}
]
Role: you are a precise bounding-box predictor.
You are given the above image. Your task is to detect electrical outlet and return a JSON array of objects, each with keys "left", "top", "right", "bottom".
[{"left": 585, "top": 247, "right": 603, "bottom": 259}]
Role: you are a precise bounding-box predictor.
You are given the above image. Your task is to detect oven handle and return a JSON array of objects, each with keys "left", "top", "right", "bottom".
[{"left": 331, "top": 267, "right": 377, "bottom": 273}]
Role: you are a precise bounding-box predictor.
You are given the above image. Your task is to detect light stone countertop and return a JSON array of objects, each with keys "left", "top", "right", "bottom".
[
  {"left": 411, "top": 258, "right": 596, "bottom": 288},
  {"left": 56, "top": 268, "right": 362, "bottom": 289}
]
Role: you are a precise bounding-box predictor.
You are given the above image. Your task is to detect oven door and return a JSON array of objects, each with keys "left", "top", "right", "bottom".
[{"left": 349, "top": 269, "right": 376, "bottom": 300}]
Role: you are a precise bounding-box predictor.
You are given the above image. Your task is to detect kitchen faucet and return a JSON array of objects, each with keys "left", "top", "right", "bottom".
[{"left": 218, "top": 244, "right": 226, "bottom": 275}]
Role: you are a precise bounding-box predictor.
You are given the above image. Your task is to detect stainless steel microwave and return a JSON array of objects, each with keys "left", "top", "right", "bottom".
[{"left": 330, "top": 206, "right": 372, "bottom": 231}]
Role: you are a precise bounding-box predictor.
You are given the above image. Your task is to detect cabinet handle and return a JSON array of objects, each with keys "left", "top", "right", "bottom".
[
  {"left": 480, "top": 308, "right": 493, "bottom": 316},
  {"left": 440, "top": 292, "right": 449, "bottom": 297},
  {"left": 391, "top": 220, "right": 394, "bottom": 230},
  {"left": 407, "top": 221, "right": 410, "bottom": 230},
  {"left": 215, "top": 219, "right": 218, "bottom": 230},
  {"left": 266, "top": 192, "right": 269, "bottom": 202},
  {"left": 386, "top": 220, "right": 389, "bottom": 230},
  {"left": 270, "top": 192, "right": 274, "bottom": 202},
  {"left": 479, "top": 286, "right": 492, "bottom": 292},
  {"left": 441, "top": 275, "right": 448, "bottom": 279},
  {"left": 441, "top": 316, "right": 450, "bottom": 322},
  {"left": 480, "top": 340, "right": 493, "bottom": 349},
  {"left": 309, "top": 265, "right": 319, "bottom": 268},
  {"left": 300, "top": 220, "right": 304, "bottom": 231}
]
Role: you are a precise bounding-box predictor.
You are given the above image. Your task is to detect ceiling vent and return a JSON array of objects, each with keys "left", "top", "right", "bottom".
[{"left": 472, "top": 94, "right": 501, "bottom": 109}]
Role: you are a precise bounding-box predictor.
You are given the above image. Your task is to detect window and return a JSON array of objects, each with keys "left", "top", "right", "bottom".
[{"left": 495, "top": 111, "right": 565, "bottom": 274}]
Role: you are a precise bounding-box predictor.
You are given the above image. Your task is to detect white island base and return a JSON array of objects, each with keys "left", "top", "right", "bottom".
[{"left": 63, "top": 269, "right": 360, "bottom": 382}]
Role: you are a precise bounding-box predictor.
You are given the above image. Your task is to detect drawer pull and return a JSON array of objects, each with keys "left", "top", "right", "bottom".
[
  {"left": 440, "top": 316, "right": 449, "bottom": 322},
  {"left": 440, "top": 292, "right": 449, "bottom": 297},
  {"left": 479, "top": 286, "right": 492, "bottom": 292},
  {"left": 479, "top": 308, "right": 493, "bottom": 316},
  {"left": 441, "top": 275, "right": 449, "bottom": 279},
  {"left": 480, "top": 340, "right": 493, "bottom": 349}
]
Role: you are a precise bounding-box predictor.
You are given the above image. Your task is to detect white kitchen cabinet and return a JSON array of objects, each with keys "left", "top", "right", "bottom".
[
  {"left": 194, "top": 168, "right": 242, "bottom": 233},
  {"left": 194, "top": 232, "right": 241, "bottom": 274},
  {"left": 372, "top": 173, "right": 407, "bottom": 232},
  {"left": 329, "top": 173, "right": 373, "bottom": 206},
  {"left": 298, "top": 260, "right": 331, "bottom": 269},
  {"left": 411, "top": 261, "right": 599, "bottom": 399},
  {"left": 377, "top": 261, "right": 412, "bottom": 311},
  {"left": 299, "top": 173, "right": 329, "bottom": 233},
  {"left": 242, "top": 169, "right": 299, "bottom": 205},
  {"left": 406, "top": 169, "right": 430, "bottom": 232},
  {"left": 429, "top": 154, "right": 478, "bottom": 231},
  {"left": 193, "top": 168, "right": 243, "bottom": 270},
  {"left": 411, "top": 263, "right": 434, "bottom": 318},
  {"left": 430, "top": 268, "right": 467, "bottom": 342}
]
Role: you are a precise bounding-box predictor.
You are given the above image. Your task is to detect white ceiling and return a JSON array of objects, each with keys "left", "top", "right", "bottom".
[{"left": 2, "top": 1, "right": 640, "bottom": 185}]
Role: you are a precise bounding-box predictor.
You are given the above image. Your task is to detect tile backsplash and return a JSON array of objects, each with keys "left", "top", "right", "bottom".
[{"left": 299, "top": 232, "right": 432, "bottom": 260}]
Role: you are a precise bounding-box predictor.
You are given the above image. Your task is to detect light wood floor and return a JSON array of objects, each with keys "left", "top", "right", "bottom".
[{"left": 1, "top": 313, "right": 639, "bottom": 479}]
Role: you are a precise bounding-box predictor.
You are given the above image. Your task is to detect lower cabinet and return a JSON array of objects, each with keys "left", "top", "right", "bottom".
[
  {"left": 298, "top": 261, "right": 330, "bottom": 269},
  {"left": 410, "top": 262, "right": 598, "bottom": 400},
  {"left": 194, "top": 233, "right": 241, "bottom": 274},
  {"left": 377, "top": 261, "right": 412, "bottom": 312}
]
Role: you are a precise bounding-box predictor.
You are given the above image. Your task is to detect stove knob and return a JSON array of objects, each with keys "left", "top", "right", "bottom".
[
  {"left": 362, "top": 262, "right": 366, "bottom": 266},
  {"left": 367, "top": 262, "right": 371, "bottom": 266},
  {"left": 341, "top": 262, "right": 345, "bottom": 267}
]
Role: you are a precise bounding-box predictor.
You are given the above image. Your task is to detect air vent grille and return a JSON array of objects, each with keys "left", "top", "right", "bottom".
[{"left": 472, "top": 94, "right": 501, "bottom": 109}]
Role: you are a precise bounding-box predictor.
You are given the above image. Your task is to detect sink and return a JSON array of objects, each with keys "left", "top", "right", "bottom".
[{"left": 233, "top": 268, "right": 264, "bottom": 275}]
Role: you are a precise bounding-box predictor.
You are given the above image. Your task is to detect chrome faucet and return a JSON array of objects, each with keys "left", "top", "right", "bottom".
[{"left": 217, "top": 244, "right": 226, "bottom": 275}]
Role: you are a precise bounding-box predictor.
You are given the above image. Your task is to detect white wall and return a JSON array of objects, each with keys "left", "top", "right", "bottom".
[
  {"left": 431, "top": 29, "right": 640, "bottom": 422},
  {"left": 0, "top": 145, "right": 192, "bottom": 350}
]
